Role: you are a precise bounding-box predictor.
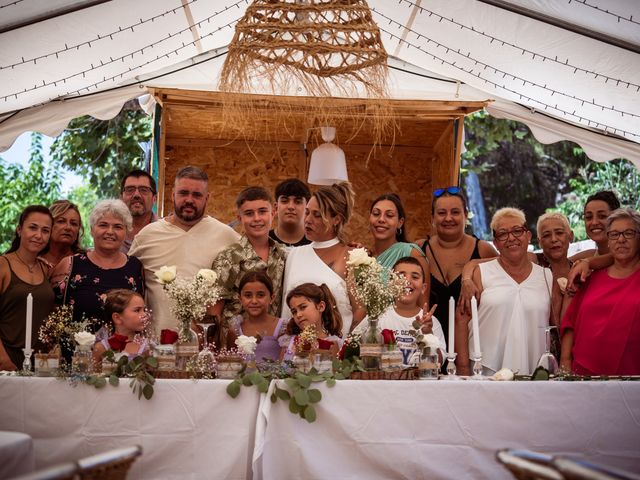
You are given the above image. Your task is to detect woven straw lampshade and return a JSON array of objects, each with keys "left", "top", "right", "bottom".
[{"left": 218, "top": 0, "right": 394, "bottom": 149}]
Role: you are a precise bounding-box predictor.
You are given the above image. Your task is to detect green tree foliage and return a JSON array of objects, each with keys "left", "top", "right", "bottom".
[
  {"left": 50, "top": 103, "right": 152, "bottom": 198},
  {"left": 464, "top": 112, "right": 588, "bottom": 236},
  {"left": 553, "top": 157, "right": 640, "bottom": 241},
  {"left": 67, "top": 184, "right": 100, "bottom": 249},
  {"left": 0, "top": 133, "right": 63, "bottom": 252}
]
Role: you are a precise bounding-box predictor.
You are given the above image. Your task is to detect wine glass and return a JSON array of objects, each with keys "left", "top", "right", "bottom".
[
  {"left": 537, "top": 326, "right": 559, "bottom": 375},
  {"left": 196, "top": 316, "right": 217, "bottom": 371}
]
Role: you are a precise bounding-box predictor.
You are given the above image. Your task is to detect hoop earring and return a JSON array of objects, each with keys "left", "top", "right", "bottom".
[{"left": 397, "top": 227, "right": 403, "bottom": 236}]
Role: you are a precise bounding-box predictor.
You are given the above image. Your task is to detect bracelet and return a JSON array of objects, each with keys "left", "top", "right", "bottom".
[{"left": 461, "top": 277, "right": 472, "bottom": 282}]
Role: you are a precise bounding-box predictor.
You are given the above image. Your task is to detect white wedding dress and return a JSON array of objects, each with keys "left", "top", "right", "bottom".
[{"left": 281, "top": 245, "right": 352, "bottom": 338}]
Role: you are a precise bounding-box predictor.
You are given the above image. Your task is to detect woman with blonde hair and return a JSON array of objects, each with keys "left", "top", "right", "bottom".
[
  {"left": 455, "top": 208, "right": 553, "bottom": 376},
  {"left": 41, "top": 200, "right": 84, "bottom": 268},
  {"left": 280, "top": 182, "right": 365, "bottom": 337}
]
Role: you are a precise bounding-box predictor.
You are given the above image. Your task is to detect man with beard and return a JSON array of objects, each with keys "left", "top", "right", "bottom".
[
  {"left": 129, "top": 166, "right": 239, "bottom": 332},
  {"left": 120, "top": 169, "right": 158, "bottom": 254}
]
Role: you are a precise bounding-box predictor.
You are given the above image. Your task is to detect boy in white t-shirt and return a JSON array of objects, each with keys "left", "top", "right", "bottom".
[{"left": 353, "top": 256, "right": 447, "bottom": 367}]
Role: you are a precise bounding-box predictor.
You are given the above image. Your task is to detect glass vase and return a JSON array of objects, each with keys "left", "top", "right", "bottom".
[
  {"left": 72, "top": 344, "right": 94, "bottom": 374},
  {"left": 360, "top": 317, "right": 383, "bottom": 371}
]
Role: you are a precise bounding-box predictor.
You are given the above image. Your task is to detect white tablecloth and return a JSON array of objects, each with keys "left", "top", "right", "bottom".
[
  {"left": 0, "top": 430, "right": 35, "bottom": 478},
  {"left": 0, "top": 376, "right": 261, "bottom": 480},
  {"left": 255, "top": 380, "right": 640, "bottom": 480}
]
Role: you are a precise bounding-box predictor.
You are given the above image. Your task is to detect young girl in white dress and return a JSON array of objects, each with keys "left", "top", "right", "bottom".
[{"left": 281, "top": 283, "right": 343, "bottom": 360}]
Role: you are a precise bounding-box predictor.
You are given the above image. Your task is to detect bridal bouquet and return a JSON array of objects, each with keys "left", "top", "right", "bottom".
[
  {"left": 346, "top": 248, "right": 407, "bottom": 319},
  {"left": 155, "top": 266, "right": 221, "bottom": 342}
]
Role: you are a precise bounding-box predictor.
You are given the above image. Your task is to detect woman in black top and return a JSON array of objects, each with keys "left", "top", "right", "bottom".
[{"left": 417, "top": 188, "right": 497, "bottom": 346}]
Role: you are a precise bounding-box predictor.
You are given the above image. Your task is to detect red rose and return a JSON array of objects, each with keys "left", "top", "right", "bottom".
[
  {"left": 318, "top": 338, "right": 334, "bottom": 350},
  {"left": 381, "top": 329, "right": 396, "bottom": 345},
  {"left": 108, "top": 334, "right": 128, "bottom": 352},
  {"left": 160, "top": 329, "right": 179, "bottom": 345}
]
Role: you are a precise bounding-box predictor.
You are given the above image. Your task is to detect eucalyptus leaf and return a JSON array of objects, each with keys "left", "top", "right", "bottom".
[
  {"left": 303, "top": 405, "right": 316, "bottom": 423},
  {"left": 294, "top": 389, "right": 309, "bottom": 406},
  {"left": 326, "top": 377, "right": 336, "bottom": 388},
  {"left": 94, "top": 376, "right": 107, "bottom": 389},
  {"left": 296, "top": 373, "right": 311, "bottom": 388},
  {"left": 276, "top": 387, "right": 291, "bottom": 401},
  {"left": 257, "top": 381, "right": 269, "bottom": 393},
  {"left": 308, "top": 389, "right": 322, "bottom": 403},
  {"left": 334, "top": 373, "right": 345, "bottom": 380},
  {"left": 226, "top": 381, "right": 241, "bottom": 398},
  {"left": 289, "top": 398, "right": 300, "bottom": 414},
  {"left": 284, "top": 378, "right": 298, "bottom": 389},
  {"left": 146, "top": 357, "right": 158, "bottom": 368},
  {"left": 109, "top": 374, "right": 119, "bottom": 387},
  {"left": 242, "top": 375, "right": 253, "bottom": 386},
  {"left": 142, "top": 384, "right": 154, "bottom": 400},
  {"left": 532, "top": 366, "right": 550, "bottom": 381}
]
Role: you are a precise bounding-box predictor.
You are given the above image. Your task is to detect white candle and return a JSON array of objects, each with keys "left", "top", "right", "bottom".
[
  {"left": 25, "top": 293, "right": 33, "bottom": 353},
  {"left": 448, "top": 296, "right": 455, "bottom": 355},
  {"left": 470, "top": 296, "right": 481, "bottom": 357}
]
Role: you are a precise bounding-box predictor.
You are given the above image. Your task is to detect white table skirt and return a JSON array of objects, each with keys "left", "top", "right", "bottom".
[
  {"left": 2, "top": 376, "right": 640, "bottom": 479},
  {"left": 255, "top": 380, "right": 640, "bottom": 480},
  {"left": 0, "top": 430, "right": 35, "bottom": 478},
  {"left": 0, "top": 376, "right": 260, "bottom": 480}
]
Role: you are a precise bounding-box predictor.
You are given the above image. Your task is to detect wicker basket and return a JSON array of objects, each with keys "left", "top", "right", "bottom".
[{"left": 349, "top": 368, "right": 419, "bottom": 380}]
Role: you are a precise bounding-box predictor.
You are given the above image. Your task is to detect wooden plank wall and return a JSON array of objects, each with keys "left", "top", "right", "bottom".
[{"left": 162, "top": 142, "right": 434, "bottom": 246}]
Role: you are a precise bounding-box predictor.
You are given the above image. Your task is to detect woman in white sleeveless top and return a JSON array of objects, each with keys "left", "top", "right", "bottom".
[
  {"left": 281, "top": 182, "right": 365, "bottom": 338},
  {"left": 455, "top": 208, "right": 552, "bottom": 375}
]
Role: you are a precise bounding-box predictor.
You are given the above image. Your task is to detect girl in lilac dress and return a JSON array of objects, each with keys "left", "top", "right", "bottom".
[
  {"left": 93, "top": 289, "right": 150, "bottom": 368},
  {"left": 231, "top": 271, "right": 285, "bottom": 362}
]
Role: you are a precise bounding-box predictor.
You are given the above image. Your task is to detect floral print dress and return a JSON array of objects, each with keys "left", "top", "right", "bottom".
[{"left": 54, "top": 253, "right": 145, "bottom": 332}]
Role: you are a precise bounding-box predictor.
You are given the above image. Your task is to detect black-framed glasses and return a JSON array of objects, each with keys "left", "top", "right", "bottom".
[
  {"left": 493, "top": 226, "right": 528, "bottom": 242},
  {"left": 607, "top": 229, "right": 639, "bottom": 241},
  {"left": 123, "top": 186, "right": 154, "bottom": 195},
  {"left": 433, "top": 186, "right": 461, "bottom": 198}
]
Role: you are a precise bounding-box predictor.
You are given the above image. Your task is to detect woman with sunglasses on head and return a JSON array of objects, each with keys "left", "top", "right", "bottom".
[
  {"left": 41, "top": 200, "right": 84, "bottom": 269},
  {"left": 560, "top": 208, "right": 640, "bottom": 376},
  {"left": 417, "top": 187, "right": 496, "bottom": 348},
  {"left": 455, "top": 208, "right": 553, "bottom": 376}
]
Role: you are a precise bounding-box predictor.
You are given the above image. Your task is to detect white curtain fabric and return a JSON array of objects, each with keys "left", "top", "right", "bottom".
[{"left": 0, "top": 0, "right": 638, "bottom": 166}]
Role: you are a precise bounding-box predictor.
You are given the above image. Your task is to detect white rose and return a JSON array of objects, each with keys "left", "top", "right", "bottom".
[
  {"left": 493, "top": 368, "right": 514, "bottom": 381},
  {"left": 422, "top": 333, "right": 440, "bottom": 349},
  {"left": 197, "top": 269, "right": 217, "bottom": 283},
  {"left": 74, "top": 331, "right": 96, "bottom": 347},
  {"left": 235, "top": 335, "right": 258, "bottom": 355},
  {"left": 155, "top": 265, "right": 177, "bottom": 284},
  {"left": 347, "top": 248, "right": 374, "bottom": 267}
]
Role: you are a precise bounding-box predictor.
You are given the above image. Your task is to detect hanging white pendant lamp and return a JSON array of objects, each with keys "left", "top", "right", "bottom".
[{"left": 307, "top": 127, "right": 348, "bottom": 185}]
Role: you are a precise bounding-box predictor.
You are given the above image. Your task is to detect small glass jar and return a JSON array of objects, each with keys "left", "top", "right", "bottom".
[
  {"left": 72, "top": 344, "right": 94, "bottom": 374},
  {"left": 154, "top": 344, "right": 177, "bottom": 371},
  {"left": 419, "top": 347, "right": 440, "bottom": 380}
]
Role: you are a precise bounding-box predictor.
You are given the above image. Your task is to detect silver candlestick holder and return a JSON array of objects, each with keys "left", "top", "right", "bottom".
[
  {"left": 22, "top": 348, "right": 33, "bottom": 373},
  {"left": 471, "top": 354, "right": 483, "bottom": 378},
  {"left": 445, "top": 352, "right": 458, "bottom": 379}
]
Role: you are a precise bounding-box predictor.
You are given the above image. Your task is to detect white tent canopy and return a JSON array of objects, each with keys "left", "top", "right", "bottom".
[{"left": 1, "top": 0, "right": 639, "bottom": 167}]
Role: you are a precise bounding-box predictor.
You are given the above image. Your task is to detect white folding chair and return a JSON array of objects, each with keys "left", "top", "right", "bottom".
[
  {"left": 496, "top": 449, "right": 564, "bottom": 480},
  {"left": 76, "top": 445, "right": 142, "bottom": 480}
]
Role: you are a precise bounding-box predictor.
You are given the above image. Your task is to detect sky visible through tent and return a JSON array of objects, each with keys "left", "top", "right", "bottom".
[{"left": 0, "top": 131, "right": 82, "bottom": 193}]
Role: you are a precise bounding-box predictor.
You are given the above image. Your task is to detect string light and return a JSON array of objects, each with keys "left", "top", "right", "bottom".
[
  {"left": 376, "top": 26, "right": 639, "bottom": 141},
  {"left": 0, "top": 3, "right": 246, "bottom": 103},
  {"left": 372, "top": 10, "right": 639, "bottom": 120},
  {"left": 567, "top": 0, "right": 640, "bottom": 26},
  {"left": 388, "top": 1, "right": 639, "bottom": 91},
  {"left": 0, "top": 0, "right": 247, "bottom": 71}
]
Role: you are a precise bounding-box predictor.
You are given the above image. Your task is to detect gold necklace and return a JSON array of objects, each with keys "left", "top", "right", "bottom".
[{"left": 14, "top": 251, "right": 37, "bottom": 273}]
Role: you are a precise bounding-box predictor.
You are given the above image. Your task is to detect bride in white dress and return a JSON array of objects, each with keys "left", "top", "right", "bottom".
[{"left": 280, "top": 182, "right": 365, "bottom": 337}]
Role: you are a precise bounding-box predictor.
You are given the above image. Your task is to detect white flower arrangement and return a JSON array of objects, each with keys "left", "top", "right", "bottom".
[
  {"left": 346, "top": 248, "right": 407, "bottom": 319},
  {"left": 74, "top": 331, "right": 95, "bottom": 346},
  {"left": 156, "top": 265, "right": 222, "bottom": 342},
  {"left": 235, "top": 335, "right": 258, "bottom": 355},
  {"left": 493, "top": 368, "right": 515, "bottom": 381}
]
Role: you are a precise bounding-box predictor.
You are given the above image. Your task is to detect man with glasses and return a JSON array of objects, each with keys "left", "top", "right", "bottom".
[{"left": 120, "top": 170, "right": 158, "bottom": 254}]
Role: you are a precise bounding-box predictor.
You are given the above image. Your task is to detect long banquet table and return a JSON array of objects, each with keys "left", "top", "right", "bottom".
[{"left": 1, "top": 376, "right": 639, "bottom": 479}]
